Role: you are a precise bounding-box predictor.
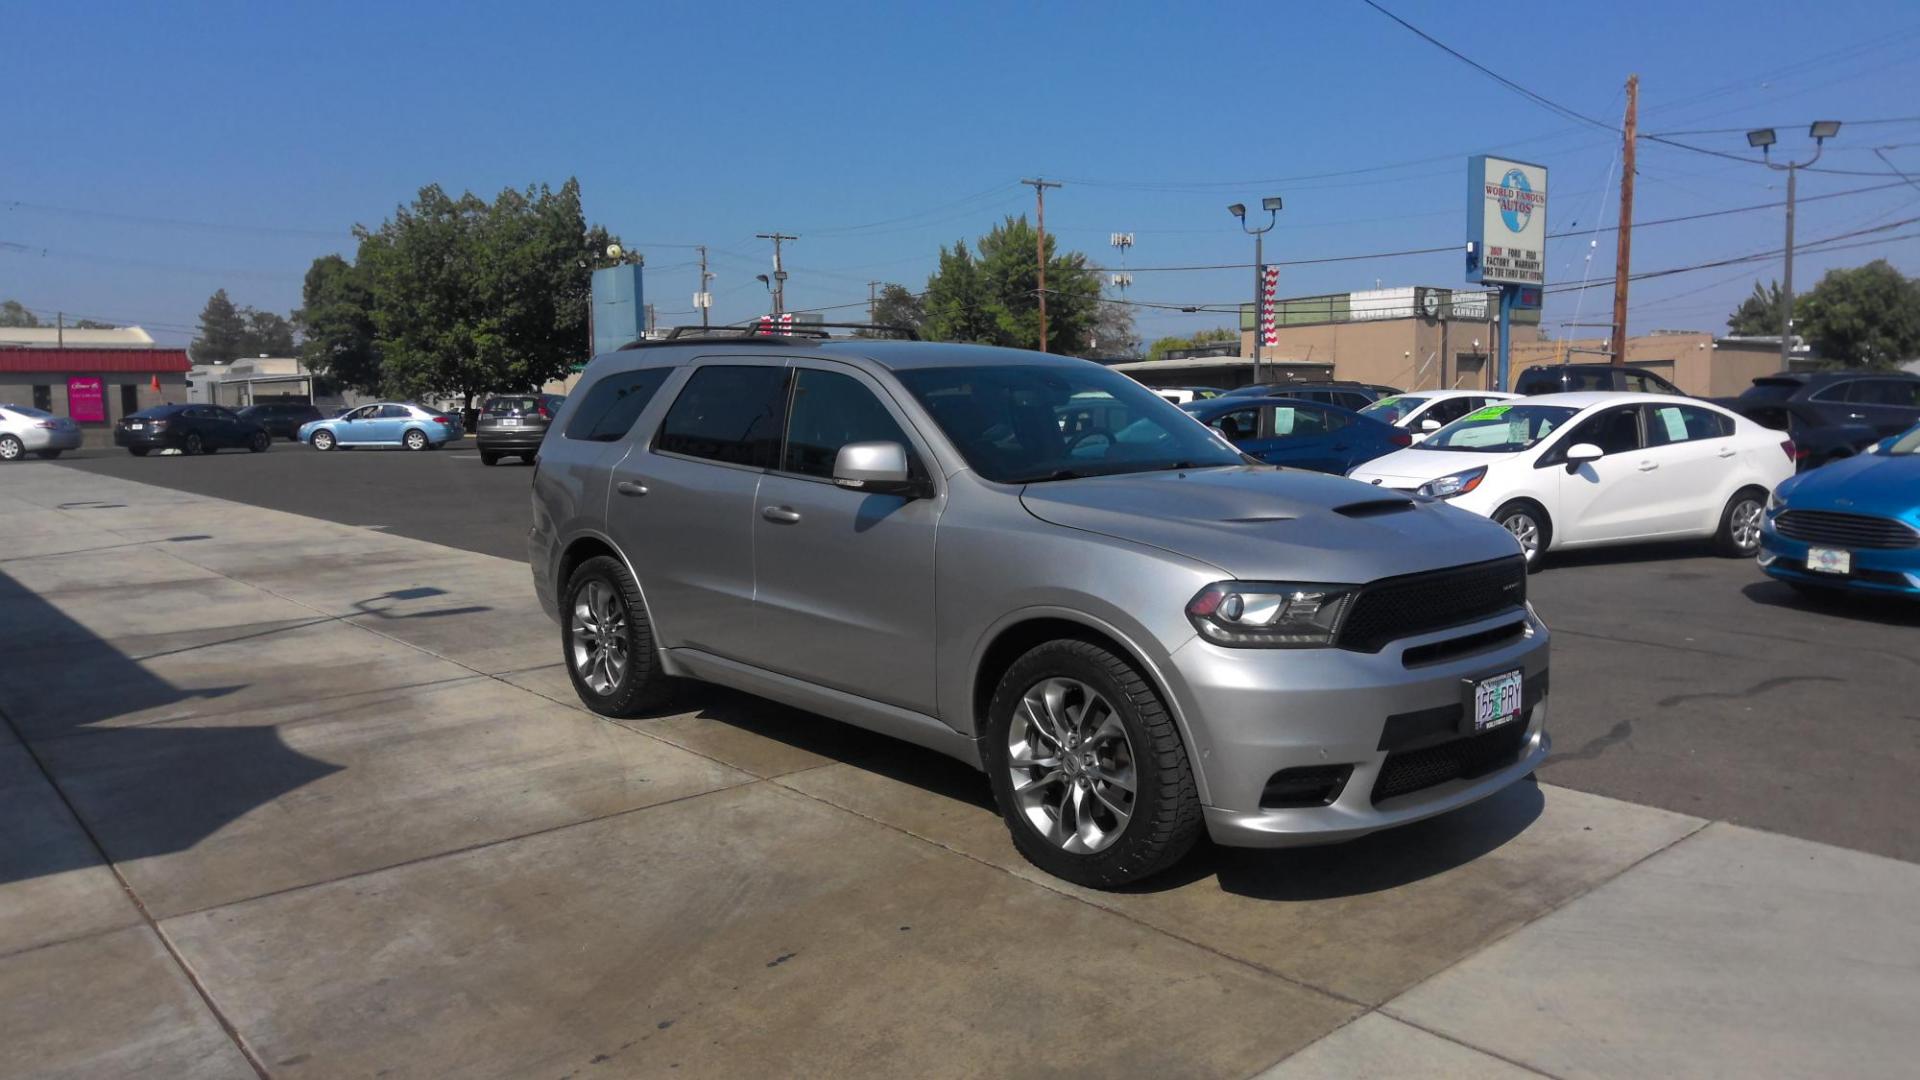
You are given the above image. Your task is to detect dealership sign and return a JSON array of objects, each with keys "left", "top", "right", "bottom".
[
  {"left": 67, "top": 376, "right": 106, "bottom": 423},
  {"left": 1466, "top": 155, "right": 1547, "bottom": 287}
]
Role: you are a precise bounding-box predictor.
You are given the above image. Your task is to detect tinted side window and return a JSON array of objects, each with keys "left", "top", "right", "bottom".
[
  {"left": 379, "top": 405, "right": 411, "bottom": 418},
  {"left": 1810, "top": 381, "right": 1855, "bottom": 403},
  {"left": 1270, "top": 405, "right": 1330, "bottom": 437},
  {"left": 1856, "top": 379, "right": 1920, "bottom": 406},
  {"left": 1645, "top": 404, "right": 1727, "bottom": 446},
  {"left": 1567, "top": 406, "right": 1642, "bottom": 455},
  {"left": 565, "top": 368, "right": 670, "bottom": 442},
  {"left": 1207, "top": 408, "right": 1260, "bottom": 441},
  {"left": 1425, "top": 397, "right": 1477, "bottom": 425},
  {"left": 782, "top": 369, "right": 912, "bottom": 478},
  {"left": 655, "top": 365, "right": 789, "bottom": 467}
]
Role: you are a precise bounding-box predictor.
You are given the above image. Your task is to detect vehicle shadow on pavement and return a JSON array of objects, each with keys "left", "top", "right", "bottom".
[
  {"left": 1536, "top": 539, "right": 1720, "bottom": 570},
  {"left": 1739, "top": 579, "right": 1920, "bottom": 627},
  {"left": 0, "top": 568, "right": 343, "bottom": 887}
]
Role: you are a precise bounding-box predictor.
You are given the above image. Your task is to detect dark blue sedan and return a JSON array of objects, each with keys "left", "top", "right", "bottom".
[
  {"left": 1182, "top": 396, "right": 1412, "bottom": 474},
  {"left": 1759, "top": 423, "right": 1920, "bottom": 598}
]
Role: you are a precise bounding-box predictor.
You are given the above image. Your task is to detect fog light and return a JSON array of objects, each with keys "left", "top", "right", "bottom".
[{"left": 1259, "top": 765, "right": 1353, "bottom": 808}]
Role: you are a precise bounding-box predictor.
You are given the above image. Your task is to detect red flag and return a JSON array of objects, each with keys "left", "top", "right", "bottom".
[{"left": 151, "top": 374, "right": 161, "bottom": 392}]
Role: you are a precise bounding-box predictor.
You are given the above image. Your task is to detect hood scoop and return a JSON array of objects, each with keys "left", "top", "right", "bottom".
[{"left": 1332, "top": 497, "right": 1416, "bottom": 518}]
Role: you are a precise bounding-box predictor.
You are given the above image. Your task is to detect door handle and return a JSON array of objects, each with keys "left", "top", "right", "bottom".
[
  {"left": 1636, "top": 461, "right": 1659, "bottom": 471},
  {"left": 761, "top": 506, "right": 802, "bottom": 523},
  {"left": 1716, "top": 448, "right": 1737, "bottom": 458},
  {"left": 615, "top": 481, "right": 648, "bottom": 497}
]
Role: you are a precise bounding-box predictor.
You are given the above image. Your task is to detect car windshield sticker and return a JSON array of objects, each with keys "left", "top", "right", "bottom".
[
  {"left": 1466, "top": 404, "right": 1513, "bottom": 422},
  {"left": 1656, "top": 407, "right": 1688, "bottom": 442}
]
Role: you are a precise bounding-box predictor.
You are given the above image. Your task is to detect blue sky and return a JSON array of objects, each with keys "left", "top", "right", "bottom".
[{"left": 6, "top": 0, "right": 1918, "bottom": 349}]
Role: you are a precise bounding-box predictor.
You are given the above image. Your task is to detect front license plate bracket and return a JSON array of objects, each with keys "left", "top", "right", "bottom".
[{"left": 1462, "top": 669, "right": 1524, "bottom": 734}]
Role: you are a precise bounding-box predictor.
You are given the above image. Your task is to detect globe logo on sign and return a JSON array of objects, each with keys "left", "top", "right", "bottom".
[{"left": 1498, "top": 169, "right": 1533, "bottom": 233}]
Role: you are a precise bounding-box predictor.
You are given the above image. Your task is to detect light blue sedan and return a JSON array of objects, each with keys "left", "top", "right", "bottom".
[{"left": 297, "top": 402, "right": 462, "bottom": 452}]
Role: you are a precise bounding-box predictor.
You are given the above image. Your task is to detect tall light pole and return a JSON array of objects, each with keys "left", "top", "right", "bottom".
[
  {"left": 1230, "top": 197, "right": 1281, "bottom": 384},
  {"left": 756, "top": 233, "right": 796, "bottom": 315},
  {"left": 1746, "top": 121, "right": 1841, "bottom": 367}
]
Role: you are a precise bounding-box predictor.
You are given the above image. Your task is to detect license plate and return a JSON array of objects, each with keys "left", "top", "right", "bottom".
[
  {"left": 1467, "top": 670, "right": 1524, "bottom": 733},
  {"left": 127, "top": 423, "right": 144, "bottom": 430},
  {"left": 499, "top": 418, "right": 518, "bottom": 426},
  {"left": 1806, "top": 547, "right": 1851, "bottom": 575}
]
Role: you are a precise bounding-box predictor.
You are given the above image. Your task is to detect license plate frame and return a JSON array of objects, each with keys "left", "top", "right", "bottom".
[
  {"left": 1806, "top": 546, "right": 1851, "bottom": 575},
  {"left": 1462, "top": 669, "right": 1524, "bottom": 735},
  {"left": 499, "top": 418, "right": 518, "bottom": 427}
]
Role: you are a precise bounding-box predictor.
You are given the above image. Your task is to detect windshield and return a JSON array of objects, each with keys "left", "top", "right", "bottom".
[
  {"left": 1886, "top": 427, "right": 1920, "bottom": 456},
  {"left": 1420, "top": 403, "right": 1578, "bottom": 453},
  {"left": 895, "top": 364, "right": 1244, "bottom": 483},
  {"left": 1359, "top": 395, "right": 1429, "bottom": 424}
]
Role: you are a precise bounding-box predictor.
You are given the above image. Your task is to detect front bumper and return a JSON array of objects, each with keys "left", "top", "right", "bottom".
[
  {"left": 1758, "top": 521, "right": 1920, "bottom": 596},
  {"left": 1170, "top": 606, "right": 1550, "bottom": 849}
]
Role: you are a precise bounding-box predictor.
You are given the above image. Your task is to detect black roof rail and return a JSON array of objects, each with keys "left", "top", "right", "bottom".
[{"left": 616, "top": 323, "right": 921, "bottom": 350}]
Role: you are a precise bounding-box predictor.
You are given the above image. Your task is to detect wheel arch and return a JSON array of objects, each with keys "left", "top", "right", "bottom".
[
  {"left": 968, "top": 611, "right": 1211, "bottom": 805},
  {"left": 553, "top": 532, "right": 677, "bottom": 673},
  {"left": 1492, "top": 495, "right": 1554, "bottom": 550}
]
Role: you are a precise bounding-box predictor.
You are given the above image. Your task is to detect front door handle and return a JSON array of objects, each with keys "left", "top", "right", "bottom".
[
  {"left": 615, "top": 481, "right": 648, "bottom": 497},
  {"left": 1717, "top": 448, "right": 1737, "bottom": 458},
  {"left": 1636, "top": 461, "right": 1659, "bottom": 471},
  {"left": 762, "top": 506, "right": 802, "bottom": 524}
]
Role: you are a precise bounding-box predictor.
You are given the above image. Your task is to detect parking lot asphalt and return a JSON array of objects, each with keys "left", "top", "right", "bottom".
[
  {"left": 44, "top": 445, "right": 1920, "bottom": 864},
  {"left": 5, "top": 465, "right": 1918, "bottom": 1078}
]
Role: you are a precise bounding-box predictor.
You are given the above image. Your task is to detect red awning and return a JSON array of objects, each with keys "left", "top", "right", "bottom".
[{"left": 0, "top": 347, "right": 193, "bottom": 374}]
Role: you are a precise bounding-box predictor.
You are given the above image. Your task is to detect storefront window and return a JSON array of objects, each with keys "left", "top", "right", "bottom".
[{"left": 32, "top": 385, "right": 52, "bottom": 411}]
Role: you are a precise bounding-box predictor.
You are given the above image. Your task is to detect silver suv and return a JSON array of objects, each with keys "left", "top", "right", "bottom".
[{"left": 530, "top": 335, "right": 1550, "bottom": 887}]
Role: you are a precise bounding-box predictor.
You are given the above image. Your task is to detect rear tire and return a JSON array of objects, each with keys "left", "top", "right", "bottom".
[
  {"left": 0, "top": 435, "right": 23, "bottom": 461},
  {"left": 185, "top": 432, "right": 205, "bottom": 455},
  {"left": 248, "top": 431, "right": 271, "bottom": 453},
  {"left": 1714, "top": 487, "right": 1768, "bottom": 558},
  {"left": 984, "top": 638, "right": 1202, "bottom": 889},
  {"left": 1493, "top": 500, "right": 1551, "bottom": 571},
  {"left": 36, "top": 449, "right": 62, "bottom": 460},
  {"left": 129, "top": 447, "right": 149, "bottom": 457},
  {"left": 561, "top": 555, "right": 675, "bottom": 717},
  {"left": 311, "top": 430, "right": 336, "bottom": 451},
  {"left": 404, "top": 429, "right": 429, "bottom": 451},
  {"left": 480, "top": 451, "right": 501, "bottom": 466},
  {"left": 520, "top": 452, "right": 537, "bottom": 464}
]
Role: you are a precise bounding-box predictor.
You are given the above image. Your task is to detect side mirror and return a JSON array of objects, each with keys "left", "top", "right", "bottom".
[
  {"left": 833, "top": 441, "right": 925, "bottom": 498},
  {"left": 1420, "top": 418, "right": 1443, "bottom": 432},
  {"left": 1565, "top": 442, "right": 1603, "bottom": 473}
]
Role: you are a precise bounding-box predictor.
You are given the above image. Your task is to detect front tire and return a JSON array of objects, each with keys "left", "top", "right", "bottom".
[
  {"left": 0, "top": 435, "right": 23, "bottom": 461},
  {"left": 561, "top": 556, "right": 674, "bottom": 717},
  {"left": 185, "top": 432, "right": 205, "bottom": 455},
  {"left": 311, "top": 429, "right": 336, "bottom": 451},
  {"left": 1493, "top": 500, "right": 1551, "bottom": 571},
  {"left": 248, "top": 431, "right": 271, "bottom": 453},
  {"left": 404, "top": 429, "right": 429, "bottom": 451},
  {"left": 1714, "top": 488, "right": 1767, "bottom": 558},
  {"left": 984, "top": 639, "right": 1202, "bottom": 889}
]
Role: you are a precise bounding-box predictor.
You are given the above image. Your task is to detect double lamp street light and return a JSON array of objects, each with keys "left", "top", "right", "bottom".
[
  {"left": 1230, "top": 197, "right": 1282, "bottom": 385},
  {"left": 1745, "top": 120, "right": 1842, "bottom": 366}
]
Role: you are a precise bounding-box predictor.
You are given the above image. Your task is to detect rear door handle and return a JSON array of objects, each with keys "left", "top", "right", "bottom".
[
  {"left": 1717, "top": 448, "right": 1737, "bottom": 458},
  {"left": 761, "top": 506, "right": 802, "bottom": 523},
  {"left": 615, "top": 481, "right": 648, "bottom": 497},
  {"left": 1636, "top": 461, "right": 1659, "bottom": 471}
]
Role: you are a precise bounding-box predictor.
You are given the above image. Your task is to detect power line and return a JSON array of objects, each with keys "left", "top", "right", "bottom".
[{"left": 1646, "top": 117, "right": 1920, "bottom": 138}]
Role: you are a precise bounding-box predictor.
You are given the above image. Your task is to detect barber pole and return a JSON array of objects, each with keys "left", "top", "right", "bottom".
[
  {"left": 755, "top": 313, "right": 796, "bottom": 336},
  {"left": 1261, "top": 266, "right": 1280, "bottom": 348}
]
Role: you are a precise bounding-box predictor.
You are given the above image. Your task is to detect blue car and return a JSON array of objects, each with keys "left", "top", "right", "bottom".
[
  {"left": 297, "top": 402, "right": 463, "bottom": 452},
  {"left": 1182, "top": 395, "right": 1411, "bottom": 474},
  {"left": 1758, "top": 423, "right": 1920, "bottom": 597}
]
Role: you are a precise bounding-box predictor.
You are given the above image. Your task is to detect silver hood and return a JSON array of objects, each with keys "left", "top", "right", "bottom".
[{"left": 1019, "top": 466, "right": 1523, "bottom": 582}]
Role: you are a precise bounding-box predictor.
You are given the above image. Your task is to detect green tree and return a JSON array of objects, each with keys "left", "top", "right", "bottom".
[
  {"left": 1727, "top": 279, "right": 1787, "bottom": 336},
  {"left": 71, "top": 318, "right": 117, "bottom": 329},
  {"left": 0, "top": 300, "right": 39, "bottom": 327},
  {"left": 242, "top": 309, "right": 295, "bottom": 356},
  {"left": 296, "top": 254, "right": 382, "bottom": 391},
  {"left": 1081, "top": 301, "right": 1139, "bottom": 358},
  {"left": 919, "top": 216, "right": 1101, "bottom": 353},
  {"left": 860, "top": 283, "right": 925, "bottom": 336},
  {"left": 1796, "top": 259, "right": 1920, "bottom": 368},
  {"left": 1147, "top": 327, "right": 1237, "bottom": 362},
  {"left": 192, "top": 289, "right": 248, "bottom": 362}
]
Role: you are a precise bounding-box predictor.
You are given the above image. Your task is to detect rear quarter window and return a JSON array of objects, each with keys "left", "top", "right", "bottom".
[
  {"left": 564, "top": 368, "right": 671, "bottom": 442},
  {"left": 653, "top": 365, "right": 788, "bottom": 467}
]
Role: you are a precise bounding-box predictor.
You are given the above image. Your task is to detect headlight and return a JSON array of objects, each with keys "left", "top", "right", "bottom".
[
  {"left": 1415, "top": 466, "right": 1488, "bottom": 499},
  {"left": 1186, "top": 582, "right": 1358, "bottom": 648}
]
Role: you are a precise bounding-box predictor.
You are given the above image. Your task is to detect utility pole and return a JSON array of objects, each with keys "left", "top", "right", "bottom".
[
  {"left": 756, "top": 233, "right": 797, "bottom": 315},
  {"left": 1610, "top": 74, "right": 1637, "bottom": 367},
  {"left": 56, "top": 311, "right": 64, "bottom": 348},
  {"left": 868, "top": 280, "right": 880, "bottom": 325},
  {"left": 1021, "top": 178, "right": 1062, "bottom": 352},
  {"left": 696, "top": 245, "right": 713, "bottom": 328}
]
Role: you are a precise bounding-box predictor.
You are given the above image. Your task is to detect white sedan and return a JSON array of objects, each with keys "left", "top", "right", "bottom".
[
  {"left": 1347, "top": 392, "right": 1794, "bottom": 565},
  {"left": 1359, "top": 389, "right": 1519, "bottom": 439}
]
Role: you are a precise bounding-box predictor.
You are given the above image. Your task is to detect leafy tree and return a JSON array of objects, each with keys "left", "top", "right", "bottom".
[
  {"left": 861, "top": 283, "right": 925, "bottom": 336},
  {"left": 296, "top": 255, "right": 382, "bottom": 391},
  {"left": 242, "top": 310, "right": 295, "bottom": 356},
  {"left": 71, "top": 318, "right": 116, "bottom": 329},
  {"left": 920, "top": 216, "right": 1100, "bottom": 353},
  {"left": 1147, "top": 327, "right": 1237, "bottom": 362},
  {"left": 192, "top": 289, "right": 249, "bottom": 363},
  {"left": 1081, "top": 301, "right": 1139, "bottom": 358},
  {"left": 0, "top": 300, "right": 38, "bottom": 327},
  {"left": 1727, "top": 280, "right": 1787, "bottom": 336},
  {"left": 1796, "top": 259, "right": 1920, "bottom": 368}
]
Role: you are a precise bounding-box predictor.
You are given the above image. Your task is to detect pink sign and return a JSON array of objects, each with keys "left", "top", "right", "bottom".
[{"left": 67, "top": 376, "right": 106, "bottom": 423}]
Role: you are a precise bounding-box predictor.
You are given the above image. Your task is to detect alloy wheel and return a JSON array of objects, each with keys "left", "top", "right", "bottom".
[
  {"left": 1502, "top": 512, "right": 1542, "bottom": 561},
  {"left": 406, "top": 430, "right": 427, "bottom": 450},
  {"left": 1006, "top": 676, "right": 1137, "bottom": 854},
  {"left": 314, "top": 431, "right": 334, "bottom": 450},
  {"left": 1730, "top": 498, "right": 1765, "bottom": 552},
  {"left": 186, "top": 433, "right": 203, "bottom": 454},
  {"left": 0, "top": 436, "right": 21, "bottom": 461},
  {"left": 569, "top": 580, "right": 630, "bottom": 695}
]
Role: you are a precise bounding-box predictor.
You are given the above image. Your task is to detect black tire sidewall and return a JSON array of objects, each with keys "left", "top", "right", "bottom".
[
  {"left": 560, "top": 556, "right": 673, "bottom": 717},
  {"left": 185, "top": 433, "right": 204, "bottom": 455},
  {"left": 1715, "top": 489, "right": 1766, "bottom": 557},
  {"left": 250, "top": 432, "right": 270, "bottom": 452},
  {"left": 1493, "top": 500, "right": 1550, "bottom": 571},
  {"left": 983, "top": 639, "right": 1200, "bottom": 888},
  {"left": 480, "top": 452, "right": 499, "bottom": 466}
]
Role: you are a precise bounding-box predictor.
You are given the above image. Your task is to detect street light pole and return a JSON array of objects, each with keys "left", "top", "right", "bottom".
[
  {"left": 1229, "top": 198, "right": 1281, "bottom": 385},
  {"left": 1747, "top": 122, "right": 1840, "bottom": 367}
]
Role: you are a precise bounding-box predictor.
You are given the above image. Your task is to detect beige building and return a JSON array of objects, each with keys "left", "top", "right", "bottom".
[
  {"left": 0, "top": 327, "right": 189, "bottom": 447},
  {"left": 1506, "top": 332, "right": 1782, "bottom": 397}
]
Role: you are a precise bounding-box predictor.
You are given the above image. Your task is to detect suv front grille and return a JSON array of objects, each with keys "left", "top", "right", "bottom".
[
  {"left": 1371, "top": 721, "right": 1531, "bottom": 805},
  {"left": 1336, "top": 556, "right": 1528, "bottom": 653},
  {"left": 1775, "top": 510, "right": 1919, "bottom": 550}
]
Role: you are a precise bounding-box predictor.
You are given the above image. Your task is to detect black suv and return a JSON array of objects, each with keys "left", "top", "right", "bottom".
[
  {"left": 237, "top": 402, "right": 324, "bottom": 440},
  {"left": 1736, "top": 370, "right": 1920, "bottom": 437},
  {"left": 1514, "top": 363, "right": 1685, "bottom": 396}
]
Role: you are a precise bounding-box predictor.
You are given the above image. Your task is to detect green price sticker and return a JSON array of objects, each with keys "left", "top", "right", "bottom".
[{"left": 1465, "top": 404, "right": 1513, "bottom": 421}]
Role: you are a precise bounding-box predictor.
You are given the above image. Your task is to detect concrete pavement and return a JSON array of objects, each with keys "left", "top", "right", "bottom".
[{"left": 2, "top": 465, "right": 1916, "bottom": 1078}]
